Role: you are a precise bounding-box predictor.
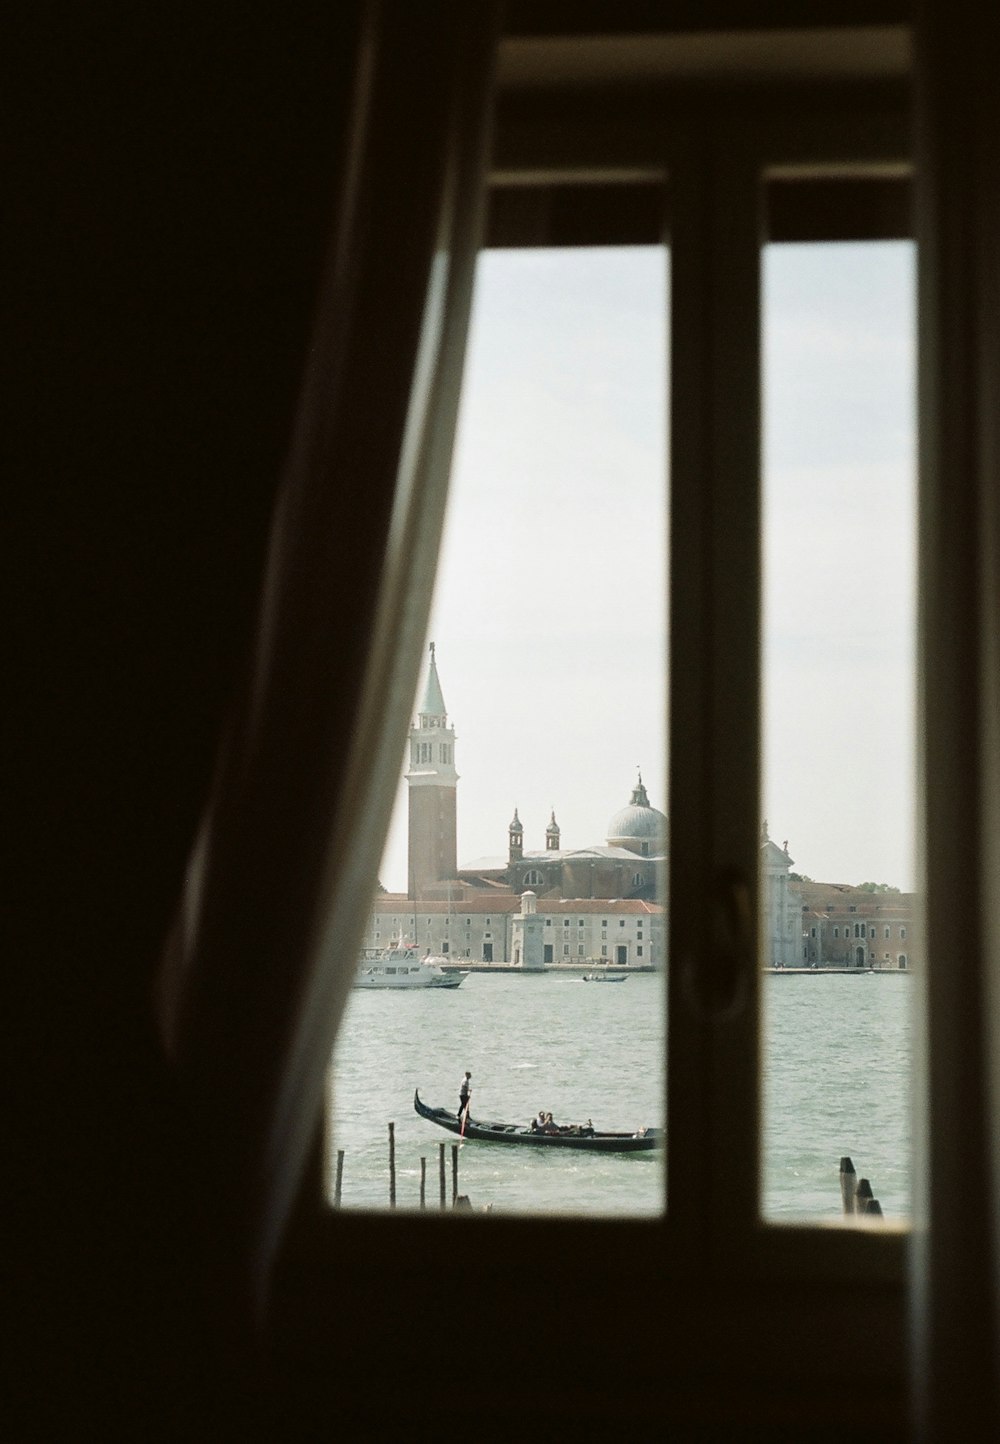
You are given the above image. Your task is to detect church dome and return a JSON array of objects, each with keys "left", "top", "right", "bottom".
[{"left": 607, "top": 775, "right": 666, "bottom": 854}]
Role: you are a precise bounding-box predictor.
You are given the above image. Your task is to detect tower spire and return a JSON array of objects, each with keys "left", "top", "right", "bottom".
[
  {"left": 406, "top": 645, "right": 458, "bottom": 899},
  {"left": 419, "top": 640, "right": 447, "bottom": 723}
]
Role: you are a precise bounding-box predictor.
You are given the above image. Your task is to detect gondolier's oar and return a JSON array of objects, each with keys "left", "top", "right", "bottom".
[{"left": 460, "top": 1102, "right": 467, "bottom": 1140}]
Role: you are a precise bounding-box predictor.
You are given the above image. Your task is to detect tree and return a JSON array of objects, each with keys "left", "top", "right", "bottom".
[{"left": 856, "top": 881, "right": 901, "bottom": 894}]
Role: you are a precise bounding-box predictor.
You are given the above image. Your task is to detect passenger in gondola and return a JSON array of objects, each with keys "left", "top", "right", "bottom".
[
  {"left": 542, "top": 1111, "right": 559, "bottom": 1135},
  {"left": 530, "top": 1110, "right": 546, "bottom": 1133}
]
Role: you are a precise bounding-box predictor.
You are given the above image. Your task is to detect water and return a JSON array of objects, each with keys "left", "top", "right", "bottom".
[
  {"left": 762, "top": 971, "right": 913, "bottom": 1220},
  {"left": 327, "top": 970, "right": 912, "bottom": 1220}
]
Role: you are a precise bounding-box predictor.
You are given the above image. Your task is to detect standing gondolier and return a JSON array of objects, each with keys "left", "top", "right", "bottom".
[{"left": 458, "top": 1070, "right": 472, "bottom": 1121}]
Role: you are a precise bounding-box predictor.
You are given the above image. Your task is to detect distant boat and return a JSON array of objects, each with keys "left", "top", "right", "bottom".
[
  {"left": 355, "top": 943, "right": 466, "bottom": 990},
  {"left": 413, "top": 1090, "right": 659, "bottom": 1152},
  {"left": 580, "top": 972, "right": 628, "bottom": 983}
]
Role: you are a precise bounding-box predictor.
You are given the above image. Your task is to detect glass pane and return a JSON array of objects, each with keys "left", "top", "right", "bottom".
[
  {"left": 760, "top": 236, "right": 917, "bottom": 1223},
  {"left": 329, "top": 245, "right": 668, "bottom": 1215}
]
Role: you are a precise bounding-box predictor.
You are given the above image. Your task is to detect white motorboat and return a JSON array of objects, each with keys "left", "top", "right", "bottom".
[{"left": 355, "top": 942, "right": 466, "bottom": 990}]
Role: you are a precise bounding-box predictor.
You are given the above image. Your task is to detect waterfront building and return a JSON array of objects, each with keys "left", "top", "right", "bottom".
[
  {"left": 363, "top": 890, "right": 663, "bottom": 967},
  {"left": 793, "top": 879, "right": 918, "bottom": 970}
]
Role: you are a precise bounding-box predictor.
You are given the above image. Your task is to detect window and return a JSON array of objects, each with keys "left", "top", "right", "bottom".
[{"left": 317, "top": 56, "right": 916, "bottom": 1437}]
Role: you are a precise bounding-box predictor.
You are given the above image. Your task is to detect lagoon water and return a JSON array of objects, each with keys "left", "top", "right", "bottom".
[{"left": 327, "top": 970, "right": 912, "bottom": 1220}]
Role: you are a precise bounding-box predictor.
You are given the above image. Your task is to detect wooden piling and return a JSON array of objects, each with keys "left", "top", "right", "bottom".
[
  {"left": 420, "top": 1156, "right": 426, "bottom": 1209},
  {"left": 389, "top": 1121, "right": 396, "bottom": 1208},
  {"left": 864, "top": 1197, "right": 884, "bottom": 1219},
  {"left": 451, "top": 1143, "right": 459, "bottom": 1204},
  {"left": 855, "top": 1177, "right": 874, "bottom": 1214},
  {"left": 334, "top": 1149, "right": 344, "bottom": 1209},
  {"left": 839, "top": 1156, "right": 857, "bottom": 1215},
  {"left": 439, "top": 1141, "right": 446, "bottom": 1209}
]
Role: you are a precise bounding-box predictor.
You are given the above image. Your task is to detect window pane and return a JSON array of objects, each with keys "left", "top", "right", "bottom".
[
  {"left": 760, "top": 237, "right": 916, "bottom": 1222},
  {"left": 330, "top": 246, "right": 668, "bottom": 1215}
]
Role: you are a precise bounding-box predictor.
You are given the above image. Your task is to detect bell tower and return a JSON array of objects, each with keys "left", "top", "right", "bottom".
[{"left": 406, "top": 643, "right": 458, "bottom": 899}]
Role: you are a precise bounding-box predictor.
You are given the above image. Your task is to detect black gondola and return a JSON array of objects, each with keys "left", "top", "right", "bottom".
[{"left": 413, "top": 1089, "right": 660, "bottom": 1152}]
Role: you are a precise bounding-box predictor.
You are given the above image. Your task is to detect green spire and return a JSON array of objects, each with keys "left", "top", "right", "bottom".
[{"left": 420, "top": 641, "right": 447, "bottom": 720}]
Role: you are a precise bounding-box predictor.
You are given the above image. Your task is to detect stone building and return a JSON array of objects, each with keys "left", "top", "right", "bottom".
[{"left": 794, "top": 879, "right": 918, "bottom": 969}]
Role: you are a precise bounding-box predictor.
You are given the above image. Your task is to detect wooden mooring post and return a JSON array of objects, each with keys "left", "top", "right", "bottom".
[
  {"left": 451, "top": 1143, "right": 459, "bottom": 1205},
  {"left": 840, "top": 1156, "right": 857, "bottom": 1214},
  {"left": 838, "top": 1158, "right": 884, "bottom": 1220},
  {"left": 420, "top": 1156, "right": 427, "bottom": 1208},
  {"left": 439, "top": 1142, "right": 446, "bottom": 1209},
  {"left": 855, "top": 1176, "right": 874, "bottom": 1213},
  {"left": 388, "top": 1122, "right": 396, "bottom": 1208},
  {"left": 334, "top": 1149, "right": 344, "bottom": 1209}
]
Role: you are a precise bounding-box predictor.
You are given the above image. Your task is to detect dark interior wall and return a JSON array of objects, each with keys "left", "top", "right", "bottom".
[{"left": 7, "top": 9, "right": 360, "bottom": 1437}]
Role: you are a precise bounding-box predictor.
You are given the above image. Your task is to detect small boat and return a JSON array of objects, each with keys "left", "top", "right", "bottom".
[
  {"left": 414, "top": 1090, "right": 659, "bottom": 1152},
  {"left": 355, "top": 944, "right": 466, "bottom": 990},
  {"left": 580, "top": 972, "right": 628, "bottom": 983}
]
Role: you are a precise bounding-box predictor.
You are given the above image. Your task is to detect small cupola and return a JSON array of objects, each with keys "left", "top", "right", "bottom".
[
  {"left": 509, "top": 807, "right": 523, "bottom": 862},
  {"left": 545, "top": 809, "right": 560, "bottom": 851}
]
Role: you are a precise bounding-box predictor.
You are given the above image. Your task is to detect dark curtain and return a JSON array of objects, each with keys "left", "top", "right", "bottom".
[
  {"left": 7, "top": 4, "right": 496, "bottom": 1437},
  {"left": 158, "top": 0, "right": 497, "bottom": 1321}
]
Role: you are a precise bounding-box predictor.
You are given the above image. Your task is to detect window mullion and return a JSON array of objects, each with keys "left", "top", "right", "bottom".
[
  {"left": 667, "top": 126, "right": 765, "bottom": 1266},
  {"left": 667, "top": 136, "right": 715, "bottom": 1268},
  {"left": 706, "top": 131, "right": 765, "bottom": 1267}
]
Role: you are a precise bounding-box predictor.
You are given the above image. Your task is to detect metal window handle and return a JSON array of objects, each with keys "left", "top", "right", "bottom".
[{"left": 683, "top": 868, "right": 753, "bottom": 1019}]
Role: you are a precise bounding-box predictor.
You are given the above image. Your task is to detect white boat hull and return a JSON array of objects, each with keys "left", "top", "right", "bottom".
[{"left": 355, "top": 944, "right": 466, "bottom": 990}]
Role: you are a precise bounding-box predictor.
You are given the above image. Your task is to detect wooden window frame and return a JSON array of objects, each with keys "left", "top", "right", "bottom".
[{"left": 275, "top": 79, "right": 915, "bottom": 1429}]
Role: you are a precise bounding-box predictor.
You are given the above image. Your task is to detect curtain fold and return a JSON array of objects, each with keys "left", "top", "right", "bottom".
[{"left": 158, "top": 0, "right": 499, "bottom": 1316}]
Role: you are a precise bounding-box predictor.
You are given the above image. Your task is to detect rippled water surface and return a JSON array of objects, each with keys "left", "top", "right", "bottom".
[
  {"left": 762, "top": 971, "right": 913, "bottom": 1220},
  {"left": 328, "top": 970, "right": 911, "bottom": 1220}
]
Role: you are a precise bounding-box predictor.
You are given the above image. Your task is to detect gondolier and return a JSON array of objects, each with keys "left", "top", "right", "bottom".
[{"left": 458, "top": 1070, "right": 472, "bottom": 1121}]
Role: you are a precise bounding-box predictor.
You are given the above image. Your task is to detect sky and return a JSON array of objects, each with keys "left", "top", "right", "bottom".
[{"left": 376, "top": 241, "right": 917, "bottom": 894}]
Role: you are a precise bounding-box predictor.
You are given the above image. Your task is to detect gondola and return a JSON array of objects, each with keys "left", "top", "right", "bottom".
[{"left": 413, "top": 1090, "right": 660, "bottom": 1152}]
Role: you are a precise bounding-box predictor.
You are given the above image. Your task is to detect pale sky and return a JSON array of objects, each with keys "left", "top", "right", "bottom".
[{"left": 377, "top": 241, "right": 916, "bottom": 894}]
